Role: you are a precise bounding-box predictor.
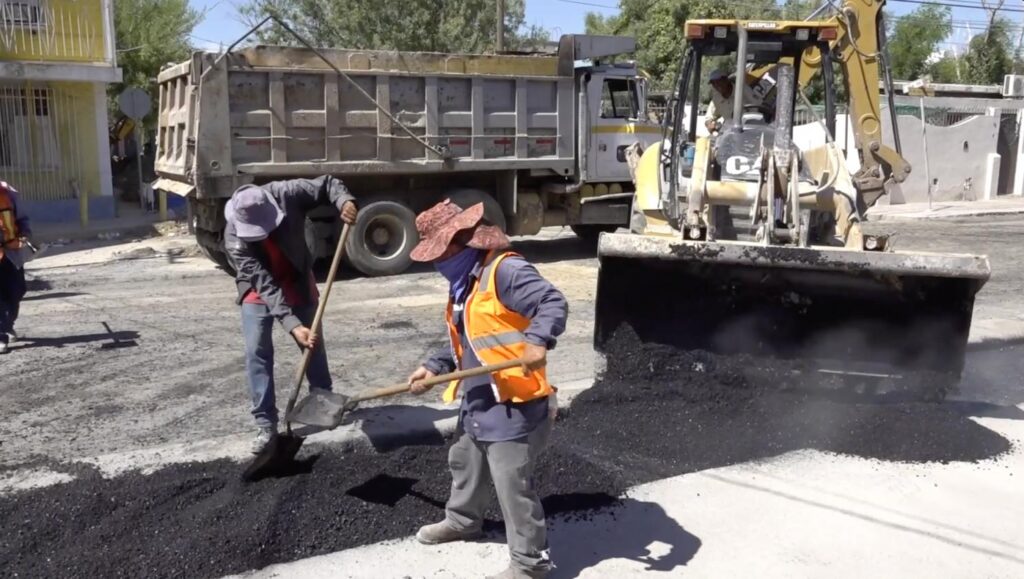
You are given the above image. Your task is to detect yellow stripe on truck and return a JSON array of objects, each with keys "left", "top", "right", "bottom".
[{"left": 591, "top": 125, "right": 663, "bottom": 135}]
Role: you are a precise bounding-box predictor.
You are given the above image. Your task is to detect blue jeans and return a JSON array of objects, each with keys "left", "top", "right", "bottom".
[{"left": 241, "top": 302, "right": 332, "bottom": 428}]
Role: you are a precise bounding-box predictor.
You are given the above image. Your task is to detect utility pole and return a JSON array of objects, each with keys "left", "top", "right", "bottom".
[{"left": 496, "top": 0, "right": 505, "bottom": 53}]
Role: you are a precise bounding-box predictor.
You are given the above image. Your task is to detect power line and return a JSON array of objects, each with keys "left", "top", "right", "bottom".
[
  {"left": 553, "top": 0, "right": 619, "bottom": 9},
  {"left": 888, "top": 0, "right": 1024, "bottom": 14}
]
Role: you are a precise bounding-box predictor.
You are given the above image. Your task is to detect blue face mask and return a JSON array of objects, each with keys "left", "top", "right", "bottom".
[{"left": 435, "top": 247, "right": 484, "bottom": 301}]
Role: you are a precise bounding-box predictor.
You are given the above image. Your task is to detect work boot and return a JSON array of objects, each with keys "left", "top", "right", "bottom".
[
  {"left": 485, "top": 566, "right": 549, "bottom": 579},
  {"left": 249, "top": 427, "right": 277, "bottom": 454},
  {"left": 0, "top": 335, "right": 8, "bottom": 355},
  {"left": 415, "top": 520, "right": 482, "bottom": 545}
]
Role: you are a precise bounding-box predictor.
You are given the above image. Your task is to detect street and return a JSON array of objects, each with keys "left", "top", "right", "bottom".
[{"left": 1, "top": 216, "right": 1023, "bottom": 577}]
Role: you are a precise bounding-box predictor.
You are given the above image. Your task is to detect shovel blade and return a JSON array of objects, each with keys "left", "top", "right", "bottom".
[
  {"left": 287, "top": 389, "right": 352, "bottom": 428},
  {"left": 242, "top": 433, "right": 304, "bottom": 482}
]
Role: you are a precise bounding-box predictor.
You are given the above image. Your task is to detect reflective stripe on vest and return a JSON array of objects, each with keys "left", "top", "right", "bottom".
[{"left": 442, "top": 251, "right": 554, "bottom": 404}]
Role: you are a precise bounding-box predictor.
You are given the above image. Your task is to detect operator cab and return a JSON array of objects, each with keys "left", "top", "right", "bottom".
[{"left": 666, "top": 20, "right": 839, "bottom": 184}]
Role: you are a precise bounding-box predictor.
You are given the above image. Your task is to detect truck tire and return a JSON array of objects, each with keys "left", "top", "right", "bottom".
[
  {"left": 571, "top": 224, "right": 618, "bottom": 243},
  {"left": 445, "top": 189, "right": 507, "bottom": 231},
  {"left": 346, "top": 199, "right": 418, "bottom": 276},
  {"left": 195, "top": 227, "right": 236, "bottom": 276}
]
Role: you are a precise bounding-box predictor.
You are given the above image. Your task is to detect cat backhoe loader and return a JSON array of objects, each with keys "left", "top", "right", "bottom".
[{"left": 594, "top": 2, "right": 991, "bottom": 399}]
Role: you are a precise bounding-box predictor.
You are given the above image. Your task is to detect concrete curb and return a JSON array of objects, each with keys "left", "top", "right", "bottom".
[
  {"left": 867, "top": 205, "right": 1024, "bottom": 222},
  {"left": 31, "top": 219, "right": 184, "bottom": 245}
]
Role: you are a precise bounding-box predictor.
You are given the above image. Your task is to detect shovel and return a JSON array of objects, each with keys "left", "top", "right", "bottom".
[
  {"left": 288, "top": 358, "right": 529, "bottom": 428},
  {"left": 243, "top": 223, "right": 352, "bottom": 482}
]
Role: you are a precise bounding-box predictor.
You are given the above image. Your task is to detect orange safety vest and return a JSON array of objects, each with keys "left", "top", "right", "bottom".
[
  {"left": 0, "top": 184, "right": 23, "bottom": 261},
  {"left": 442, "top": 251, "right": 555, "bottom": 404}
]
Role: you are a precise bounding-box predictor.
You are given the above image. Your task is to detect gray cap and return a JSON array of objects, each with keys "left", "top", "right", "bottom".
[{"left": 225, "top": 185, "right": 284, "bottom": 241}]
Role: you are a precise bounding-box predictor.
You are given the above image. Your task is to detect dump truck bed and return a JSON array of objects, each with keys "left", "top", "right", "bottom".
[{"left": 155, "top": 45, "right": 576, "bottom": 196}]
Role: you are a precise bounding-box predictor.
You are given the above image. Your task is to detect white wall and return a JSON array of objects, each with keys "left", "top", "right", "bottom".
[{"left": 792, "top": 113, "right": 1001, "bottom": 204}]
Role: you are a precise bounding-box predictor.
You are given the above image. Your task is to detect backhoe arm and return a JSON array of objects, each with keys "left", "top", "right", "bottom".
[{"left": 753, "top": 0, "right": 910, "bottom": 207}]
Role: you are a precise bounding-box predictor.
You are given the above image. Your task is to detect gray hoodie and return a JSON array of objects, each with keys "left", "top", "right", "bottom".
[{"left": 224, "top": 176, "right": 354, "bottom": 332}]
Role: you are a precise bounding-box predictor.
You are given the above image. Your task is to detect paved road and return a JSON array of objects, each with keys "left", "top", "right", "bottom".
[
  {"left": 1, "top": 217, "right": 1023, "bottom": 577},
  {"left": 4, "top": 217, "right": 1024, "bottom": 466},
  {"left": 1, "top": 227, "right": 600, "bottom": 467}
]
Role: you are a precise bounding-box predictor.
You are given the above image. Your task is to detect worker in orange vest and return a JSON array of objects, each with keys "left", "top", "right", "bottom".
[
  {"left": 0, "top": 180, "right": 31, "bottom": 354},
  {"left": 406, "top": 199, "right": 567, "bottom": 579}
]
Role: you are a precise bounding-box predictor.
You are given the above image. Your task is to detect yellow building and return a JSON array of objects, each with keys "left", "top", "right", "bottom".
[{"left": 0, "top": 0, "right": 120, "bottom": 224}]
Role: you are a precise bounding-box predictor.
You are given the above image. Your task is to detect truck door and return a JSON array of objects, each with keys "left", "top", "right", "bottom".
[{"left": 587, "top": 73, "right": 661, "bottom": 183}]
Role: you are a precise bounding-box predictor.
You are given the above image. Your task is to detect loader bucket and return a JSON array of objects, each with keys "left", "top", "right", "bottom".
[{"left": 594, "top": 233, "right": 991, "bottom": 400}]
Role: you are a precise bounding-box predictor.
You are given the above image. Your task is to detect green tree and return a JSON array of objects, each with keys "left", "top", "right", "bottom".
[
  {"left": 237, "top": 0, "right": 547, "bottom": 53},
  {"left": 886, "top": 5, "right": 952, "bottom": 81},
  {"left": 928, "top": 52, "right": 963, "bottom": 83},
  {"left": 113, "top": 0, "right": 203, "bottom": 125},
  {"left": 963, "top": 18, "right": 1013, "bottom": 84}
]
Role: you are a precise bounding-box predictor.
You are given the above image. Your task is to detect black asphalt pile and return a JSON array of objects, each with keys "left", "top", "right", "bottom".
[
  {"left": 560, "top": 326, "right": 1012, "bottom": 484},
  {"left": 0, "top": 445, "right": 626, "bottom": 579},
  {"left": 0, "top": 327, "right": 1012, "bottom": 578}
]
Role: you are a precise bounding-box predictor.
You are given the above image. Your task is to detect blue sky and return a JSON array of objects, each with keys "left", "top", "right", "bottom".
[{"left": 187, "top": 1, "right": 1015, "bottom": 56}]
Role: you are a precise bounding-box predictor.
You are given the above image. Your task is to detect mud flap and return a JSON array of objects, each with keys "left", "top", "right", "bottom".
[{"left": 594, "top": 233, "right": 991, "bottom": 400}]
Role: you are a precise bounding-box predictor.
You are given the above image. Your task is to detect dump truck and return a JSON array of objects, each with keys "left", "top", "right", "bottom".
[
  {"left": 153, "top": 35, "right": 660, "bottom": 276},
  {"left": 594, "top": 3, "right": 991, "bottom": 399}
]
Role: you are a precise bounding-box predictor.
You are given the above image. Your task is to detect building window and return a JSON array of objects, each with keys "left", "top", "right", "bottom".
[
  {"left": 1, "top": 0, "right": 46, "bottom": 28},
  {"left": 600, "top": 78, "right": 639, "bottom": 120},
  {"left": 0, "top": 85, "right": 60, "bottom": 171}
]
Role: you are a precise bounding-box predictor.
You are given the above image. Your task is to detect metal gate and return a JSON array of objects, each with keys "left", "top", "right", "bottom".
[{"left": 0, "top": 82, "right": 85, "bottom": 201}]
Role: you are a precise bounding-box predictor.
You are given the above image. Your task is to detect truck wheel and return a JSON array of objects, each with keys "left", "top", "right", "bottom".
[
  {"left": 346, "top": 199, "right": 418, "bottom": 276},
  {"left": 571, "top": 224, "right": 618, "bottom": 243},
  {"left": 445, "top": 189, "right": 507, "bottom": 231},
  {"left": 195, "top": 227, "right": 236, "bottom": 275}
]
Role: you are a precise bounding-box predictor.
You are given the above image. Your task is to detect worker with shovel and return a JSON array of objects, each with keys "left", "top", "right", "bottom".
[
  {"left": 224, "top": 176, "right": 356, "bottom": 454},
  {"left": 0, "top": 180, "right": 31, "bottom": 355},
  {"left": 406, "top": 199, "right": 567, "bottom": 579}
]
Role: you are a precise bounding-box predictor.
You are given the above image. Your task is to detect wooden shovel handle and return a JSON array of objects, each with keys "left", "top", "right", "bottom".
[
  {"left": 284, "top": 223, "right": 352, "bottom": 430},
  {"left": 349, "top": 358, "right": 527, "bottom": 404}
]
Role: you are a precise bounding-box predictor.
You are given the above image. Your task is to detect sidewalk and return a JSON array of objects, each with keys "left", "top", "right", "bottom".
[
  {"left": 29, "top": 202, "right": 185, "bottom": 245},
  {"left": 868, "top": 197, "right": 1024, "bottom": 221}
]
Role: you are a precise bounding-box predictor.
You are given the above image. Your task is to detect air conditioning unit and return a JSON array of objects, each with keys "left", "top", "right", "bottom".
[{"left": 1002, "top": 75, "right": 1024, "bottom": 98}]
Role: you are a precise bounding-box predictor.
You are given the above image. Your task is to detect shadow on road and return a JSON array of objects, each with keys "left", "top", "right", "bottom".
[
  {"left": 510, "top": 235, "right": 597, "bottom": 265},
  {"left": 547, "top": 497, "right": 702, "bottom": 578},
  {"left": 15, "top": 330, "right": 140, "bottom": 350},
  {"left": 24, "top": 276, "right": 53, "bottom": 291},
  {"left": 351, "top": 404, "right": 459, "bottom": 452},
  {"left": 22, "top": 291, "right": 87, "bottom": 302},
  {"left": 959, "top": 342, "right": 1024, "bottom": 409}
]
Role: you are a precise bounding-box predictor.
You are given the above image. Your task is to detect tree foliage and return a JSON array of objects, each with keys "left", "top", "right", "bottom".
[
  {"left": 962, "top": 18, "right": 1013, "bottom": 84},
  {"left": 237, "top": 0, "right": 548, "bottom": 53},
  {"left": 112, "top": 0, "right": 202, "bottom": 124},
  {"left": 886, "top": 5, "right": 951, "bottom": 81}
]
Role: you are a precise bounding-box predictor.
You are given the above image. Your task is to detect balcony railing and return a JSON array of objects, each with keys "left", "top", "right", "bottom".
[{"left": 0, "top": 1, "right": 109, "bottom": 63}]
